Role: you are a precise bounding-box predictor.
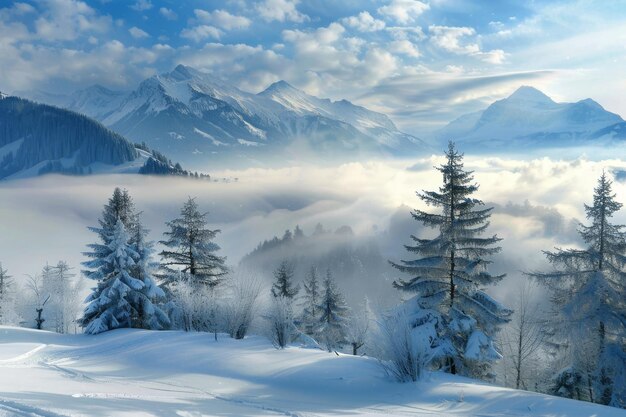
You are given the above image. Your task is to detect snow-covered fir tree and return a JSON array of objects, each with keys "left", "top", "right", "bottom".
[
  {"left": 81, "top": 218, "right": 145, "bottom": 334},
  {"left": 391, "top": 142, "right": 511, "bottom": 377},
  {"left": 128, "top": 219, "right": 169, "bottom": 330},
  {"left": 317, "top": 270, "right": 350, "bottom": 352},
  {"left": 160, "top": 197, "right": 228, "bottom": 289},
  {"left": 81, "top": 188, "right": 168, "bottom": 334},
  {"left": 529, "top": 172, "right": 626, "bottom": 407},
  {"left": 299, "top": 266, "right": 321, "bottom": 336},
  {"left": 271, "top": 261, "right": 299, "bottom": 299}
]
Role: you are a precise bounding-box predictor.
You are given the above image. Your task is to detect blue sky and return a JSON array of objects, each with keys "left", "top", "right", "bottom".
[{"left": 1, "top": 0, "right": 625, "bottom": 134}]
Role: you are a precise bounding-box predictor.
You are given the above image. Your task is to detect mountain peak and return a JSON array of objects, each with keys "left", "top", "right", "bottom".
[
  {"left": 261, "top": 80, "right": 300, "bottom": 95},
  {"left": 169, "top": 64, "right": 196, "bottom": 81},
  {"left": 507, "top": 86, "right": 554, "bottom": 104}
]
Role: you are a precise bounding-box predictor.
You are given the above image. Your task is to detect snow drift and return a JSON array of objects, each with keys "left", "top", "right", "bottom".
[{"left": 0, "top": 326, "right": 622, "bottom": 416}]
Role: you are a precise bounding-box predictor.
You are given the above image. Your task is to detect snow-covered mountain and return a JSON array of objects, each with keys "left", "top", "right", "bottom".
[
  {"left": 0, "top": 96, "right": 192, "bottom": 180},
  {"left": 435, "top": 86, "right": 625, "bottom": 149},
  {"left": 20, "top": 65, "right": 426, "bottom": 166}
]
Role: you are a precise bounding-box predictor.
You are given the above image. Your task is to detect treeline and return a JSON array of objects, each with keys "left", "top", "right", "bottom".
[
  {"left": 0, "top": 141, "right": 624, "bottom": 409},
  {"left": 0, "top": 97, "right": 137, "bottom": 179},
  {"left": 134, "top": 142, "right": 210, "bottom": 179}
]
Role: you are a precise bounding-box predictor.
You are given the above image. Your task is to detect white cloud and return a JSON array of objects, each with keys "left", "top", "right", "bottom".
[
  {"left": 130, "top": 0, "right": 152, "bottom": 12},
  {"left": 429, "top": 25, "right": 479, "bottom": 54},
  {"left": 378, "top": 0, "right": 429, "bottom": 24},
  {"left": 178, "top": 42, "right": 289, "bottom": 92},
  {"left": 180, "top": 25, "right": 223, "bottom": 42},
  {"left": 475, "top": 49, "right": 507, "bottom": 64},
  {"left": 429, "top": 25, "right": 506, "bottom": 64},
  {"left": 342, "top": 11, "right": 385, "bottom": 32},
  {"left": 255, "top": 0, "right": 308, "bottom": 23},
  {"left": 194, "top": 9, "right": 251, "bottom": 30},
  {"left": 159, "top": 7, "right": 177, "bottom": 21},
  {"left": 33, "top": 0, "right": 112, "bottom": 42},
  {"left": 389, "top": 39, "right": 420, "bottom": 57},
  {"left": 129, "top": 26, "right": 149, "bottom": 39},
  {"left": 0, "top": 36, "right": 172, "bottom": 94},
  {"left": 12, "top": 2, "right": 36, "bottom": 15},
  {"left": 281, "top": 23, "right": 402, "bottom": 96}
]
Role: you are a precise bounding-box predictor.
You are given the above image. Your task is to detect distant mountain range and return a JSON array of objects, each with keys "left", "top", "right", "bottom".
[
  {"left": 17, "top": 65, "right": 427, "bottom": 168},
  {"left": 434, "top": 86, "right": 626, "bottom": 148},
  {"left": 10, "top": 77, "right": 626, "bottom": 176},
  {"left": 0, "top": 96, "right": 197, "bottom": 180}
]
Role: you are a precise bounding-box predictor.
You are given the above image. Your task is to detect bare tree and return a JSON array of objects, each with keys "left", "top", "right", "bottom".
[
  {"left": 26, "top": 274, "right": 50, "bottom": 330},
  {"left": 224, "top": 269, "right": 263, "bottom": 339},
  {"left": 346, "top": 297, "right": 371, "bottom": 355},
  {"left": 499, "top": 280, "right": 544, "bottom": 390},
  {"left": 0, "top": 262, "right": 16, "bottom": 324}
]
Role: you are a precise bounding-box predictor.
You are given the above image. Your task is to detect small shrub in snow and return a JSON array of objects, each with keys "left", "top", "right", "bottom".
[
  {"left": 375, "top": 308, "right": 434, "bottom": 382},
  {"left": 266, "top": 295, "right": 297, "bottom": 349},
  {"left": 223, "top": 270, "right": 262, "bottom": 339}
]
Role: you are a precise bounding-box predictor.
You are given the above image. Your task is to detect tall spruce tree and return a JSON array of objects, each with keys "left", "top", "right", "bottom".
[
  {"left": 160, "top": 198, "right": 228, "bottom": 289},
  {"left": 528, "top": 172, "right": 626, "bottom": 407},
  {"left": 129, "top": 219, "right": 169, "bottom": 330},
  {"left": 300, "top": 266, "right": 321, "bottom": 336},
  {"left": 271, "top": 261, "right": 299, "bottom": 299},
  {"left": 94, "top": 187, "right": 137, "bottom": 244},
  {"left": 318, "top": 270, "right": 350, "bottom": 352},
  {"left": 391, "top": 142, "right": 511, "bottom": 377},
  {"left": 81, "top": 219, "right": 144, "bottom": 334}
]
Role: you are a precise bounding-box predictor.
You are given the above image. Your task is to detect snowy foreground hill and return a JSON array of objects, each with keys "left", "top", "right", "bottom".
[{"left": 0, "top": 327, "right": 622, "bottom": 417}]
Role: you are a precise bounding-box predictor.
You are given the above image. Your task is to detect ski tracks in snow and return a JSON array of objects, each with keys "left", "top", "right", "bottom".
[{"left": 0, "top": 400, "right": 70, "bottom": 417}]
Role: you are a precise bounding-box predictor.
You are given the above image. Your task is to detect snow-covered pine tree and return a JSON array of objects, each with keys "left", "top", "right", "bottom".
[
  {"left": 81, "top": 218, "right": 144, "bottom": 334},
  {"left": 390, "top": 141, "right": 511, "bottom": 377},
  {"left": 94, "top": 187, "right": 137, "bottom": 244},
  {"left": 318, "top": 270, "right": 350, "bottom": 352},
  {"left": 299, "top": 266, "right": 321, "bottom": 336},
  {"left": 528, "top": 172, "right": 626, "bottom": 407},
  {"left": 0, "top": 262, "right": 15, "bottom": 324},
  {"left": 128, "top": 219, "right": 169, "bottom": 330},
  {"left": 160, "top": 197, "right": 228, "bottom": 289},
  {"left": 271, "top": 261, "right": 299, "bottom": 299}
]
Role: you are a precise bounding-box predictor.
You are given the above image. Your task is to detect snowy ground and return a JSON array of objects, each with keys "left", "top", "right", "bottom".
[{"left": 0, "top": 327, "right": 623, "bottom": 417}]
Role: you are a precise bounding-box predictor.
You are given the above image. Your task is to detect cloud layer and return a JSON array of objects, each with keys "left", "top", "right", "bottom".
[{"left": 3, "top": 156, "right": 626, "bottom": 309}]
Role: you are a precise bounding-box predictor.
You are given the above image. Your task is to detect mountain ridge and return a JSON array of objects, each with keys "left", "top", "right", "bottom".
[
  {"left": 435, "top": 86, "right": 624, "bottom": 148},
  {"left": 15, "top": 65, "right": 427, "bottom": 167}
]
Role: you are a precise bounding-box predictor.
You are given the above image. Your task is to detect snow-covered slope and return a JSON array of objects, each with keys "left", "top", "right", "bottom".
[
  {"left": 15, "top": 85, "right": 127, "bottom": 121},
  {"left": 24, "top": 65, "right": 427, "bottom": 166},
  {"left": 0, "top": 326, "right": 622, "bottom": 417},
  {"left": 0, "top": 97, "right": 188, "bottom": 180},
  {"left": 64, "top": 85, "right": 127, "bottom": 121},
  {"left": 435, "top": 86, "right": 625, "bottom": 149}
]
